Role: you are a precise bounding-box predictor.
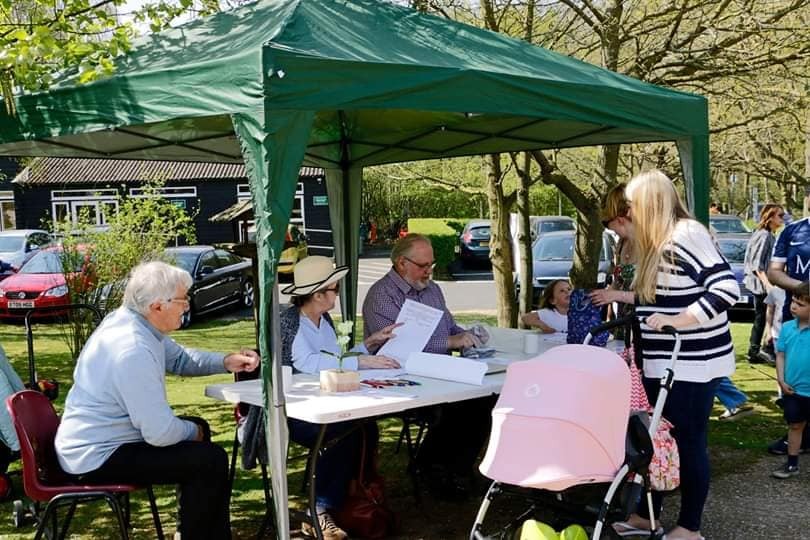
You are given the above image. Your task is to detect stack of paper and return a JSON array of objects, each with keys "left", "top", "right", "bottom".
[{"left": 405, "top": 352, "right": 488, "bottom": 385}]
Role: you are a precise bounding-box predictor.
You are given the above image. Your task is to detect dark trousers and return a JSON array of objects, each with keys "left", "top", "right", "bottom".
[
  {"left": 415, "top": 394, "right": 497, "bottom": 476},
  {"left": 288, "top": 418, "right": 376, "bottom": 512},
  {"left": 640, "top": 377, "right": 720, "bottom": 532},
  {"left": 748, "top": 292, "right": 768, "bottom": 358},
  {"left": 77, "top": 419, "right": 230, "bottom": 540}
]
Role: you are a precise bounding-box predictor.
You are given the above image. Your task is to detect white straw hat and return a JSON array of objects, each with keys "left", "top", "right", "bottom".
[{"left": 281, "top": 256, "right": 348, "bottom": 296}]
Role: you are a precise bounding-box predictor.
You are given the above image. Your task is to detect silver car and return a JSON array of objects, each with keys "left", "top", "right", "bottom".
[{"left": 0, "top": 229, "right": 53, "bottom": 280}]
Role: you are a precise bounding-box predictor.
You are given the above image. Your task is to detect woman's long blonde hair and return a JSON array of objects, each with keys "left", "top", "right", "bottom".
[{"left": 626, "top": 170, "right": 692, "bottom": 304}]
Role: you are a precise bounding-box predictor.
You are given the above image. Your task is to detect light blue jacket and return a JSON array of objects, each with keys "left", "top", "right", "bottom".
[
  {"left": 0, "top": 344, "right": 24, "bottom": 451},
  {"left": 55, "top": 307, "right": 226, "bottom": 474}
]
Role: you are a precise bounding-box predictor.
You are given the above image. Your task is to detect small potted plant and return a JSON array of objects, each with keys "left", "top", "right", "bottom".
[{"left": 320, "top": 320, "right": 362, "bottom": 392}]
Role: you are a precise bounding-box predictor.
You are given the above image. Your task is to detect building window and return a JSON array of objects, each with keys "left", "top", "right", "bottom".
[
  {"left": 237, "top": 184, "right": 251, "bottom": 200},
  {"left": 0, "top": 191, "right": 15, "bottom": 230},
  {"left": 235, "top": 183, "right": 305, "bottom": 242},
  {"left": 129, "top": 186, "right": 197, "bottom": 198},
  {"left": 51, "top": 189, "right": 118, "bottom": 228}
]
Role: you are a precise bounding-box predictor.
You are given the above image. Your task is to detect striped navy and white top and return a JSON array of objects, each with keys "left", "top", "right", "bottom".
[{"left": 635, "top": 220, "right": 740, "bottom": 383}]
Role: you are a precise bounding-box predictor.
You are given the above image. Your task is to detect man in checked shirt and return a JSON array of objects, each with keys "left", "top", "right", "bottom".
[{"left": 362, "top": 233, "right": 495, "bottom": 500}]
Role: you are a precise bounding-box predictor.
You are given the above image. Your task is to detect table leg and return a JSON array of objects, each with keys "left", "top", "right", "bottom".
[{"left": 305, "top": 424, "right": 327, "bottom": 540}]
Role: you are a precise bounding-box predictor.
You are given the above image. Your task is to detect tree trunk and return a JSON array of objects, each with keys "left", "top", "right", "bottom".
[
  {"left": 485, "top": 153, "right": 517, "bottom": 327},
  {"left": 805, "top": 106, "right": 810, "bottom": 218},
  {"left": 517, "top": 152, "right": 533, "bottom": 327}
]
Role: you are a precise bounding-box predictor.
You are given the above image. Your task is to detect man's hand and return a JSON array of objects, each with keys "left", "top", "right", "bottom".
[
  {"left": 358, "top": 355, "right": 401, "bottom": 369},
  {"left": 364, "top": 322, "right": 404, "bottom": 348},
  {"left": 224, "top": 348, "right": 260, "bottom": 373},
  {"left": 447, "top": 332, "right": 480, "bottom": 350}
]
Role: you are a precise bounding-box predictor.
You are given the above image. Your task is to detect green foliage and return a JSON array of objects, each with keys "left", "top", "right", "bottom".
[
  {"left": 0, "top": 0, "right": 223, "bottom": 113},
  {"left": 407, "top": 218, "right": 465, "bottom": 277},
  {"left": 51, "top": 180, "right": 197, "bottom": 358}
]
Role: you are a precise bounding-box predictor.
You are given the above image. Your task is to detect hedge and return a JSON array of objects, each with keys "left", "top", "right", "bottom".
[{"left": 407, "top": 218, "right": 467, "bottom": 278}]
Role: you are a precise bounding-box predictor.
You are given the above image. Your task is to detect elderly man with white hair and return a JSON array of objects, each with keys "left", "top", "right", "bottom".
[{"left": 55, "top": 261, "right": 259, "bottom": 540}]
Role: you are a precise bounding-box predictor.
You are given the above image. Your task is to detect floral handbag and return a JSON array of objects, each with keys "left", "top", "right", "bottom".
[
  {"left": 621, "top": 346, "right": 680, "bottom": 491},
  {"left": 649, "top": 418, "right": 680, "bottom": 491}
]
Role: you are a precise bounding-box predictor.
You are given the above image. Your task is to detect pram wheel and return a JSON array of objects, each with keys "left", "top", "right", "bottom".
[{"left": 12, "top": 499, "right": 25, "bottom": 528}]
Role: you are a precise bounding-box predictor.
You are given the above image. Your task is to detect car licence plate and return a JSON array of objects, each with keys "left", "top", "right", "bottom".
[
  {"left": 479, "top": 241, "right": 489, "bottom": 247},
  {"left": 738, "top": 295, "right": 749, "bottom": 305},
  {"left": 8, "top": 300, "right": 34, "bottom": 309}
]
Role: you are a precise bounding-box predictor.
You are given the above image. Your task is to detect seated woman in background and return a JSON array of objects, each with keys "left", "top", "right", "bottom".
[
  {"left": 280, "top": 255, "right": 400, "bottom": 540},
  {"left": 521, "top": 279, "right": 571, "bottom": 333}
]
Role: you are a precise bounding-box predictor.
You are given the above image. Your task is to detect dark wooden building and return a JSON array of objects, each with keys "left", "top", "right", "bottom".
[{"left": 11, "top": 158, "right": 334, "bottom": 253}]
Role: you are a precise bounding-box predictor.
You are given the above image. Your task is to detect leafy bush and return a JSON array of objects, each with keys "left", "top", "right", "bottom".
[
  {"left": 52, "top": 181, "right": 197, "bottom": 358},
  {"left": 407, "top": 218, "right": 467, "bottom": 277}
]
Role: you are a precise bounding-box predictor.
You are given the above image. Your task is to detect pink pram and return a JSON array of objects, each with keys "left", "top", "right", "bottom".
[{"left": 470, "top": 319, "right": 680, "bottom": 540}]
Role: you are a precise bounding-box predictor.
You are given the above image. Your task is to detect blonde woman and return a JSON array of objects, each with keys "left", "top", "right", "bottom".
[{"left": 625, "top": 170, "right": 739, "bottom": 540}]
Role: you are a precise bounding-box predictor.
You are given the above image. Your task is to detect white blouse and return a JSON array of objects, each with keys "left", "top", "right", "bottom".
[
  {"left": 291, "top": 314, "right": 368, "bottom": 374},
  {"left": 536, "top": 308, "right": 568, "bottom": 333}
]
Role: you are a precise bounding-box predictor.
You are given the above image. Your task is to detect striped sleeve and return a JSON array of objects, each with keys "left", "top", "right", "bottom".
[{"left": 673, "top": 221, "right": 740, "bottom": 323}]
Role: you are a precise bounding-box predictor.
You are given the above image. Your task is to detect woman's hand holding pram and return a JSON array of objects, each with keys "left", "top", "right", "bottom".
[{"left": 645, "top": 311, "right": 697, "bottom": 331}]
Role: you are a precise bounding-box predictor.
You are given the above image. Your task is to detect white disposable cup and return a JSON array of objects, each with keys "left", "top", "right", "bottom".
[
  {"left": 523, "top": 333, "right": 541, "bottom": 355},
  {"left": 282, "top": 365, "right": 293, "bottom": 390}
]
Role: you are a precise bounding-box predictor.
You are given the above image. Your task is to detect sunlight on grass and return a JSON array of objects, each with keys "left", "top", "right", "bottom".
[{"left": 0, "top": 315, "right": 777, "bottom": 537}]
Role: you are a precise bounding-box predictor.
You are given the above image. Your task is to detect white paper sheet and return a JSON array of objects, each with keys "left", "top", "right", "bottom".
[
  {"left": 377, "top": 299, "right": 443, "bottom": 363},
  {"left": 405, "top": 352, "right": 487, "bottom": 386}
]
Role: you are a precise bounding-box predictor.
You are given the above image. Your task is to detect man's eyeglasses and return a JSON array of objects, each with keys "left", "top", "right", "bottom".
[
  {"left": 404, "top": 256, "right": 436, "bottom": 271},
  {"left": 167, "top": 296, "right": 190, "bottom": 306}
]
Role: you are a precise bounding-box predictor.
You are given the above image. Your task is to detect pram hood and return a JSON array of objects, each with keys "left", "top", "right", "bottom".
[{"left": 479, "top": 344, "right": 630, "bottom": 491}]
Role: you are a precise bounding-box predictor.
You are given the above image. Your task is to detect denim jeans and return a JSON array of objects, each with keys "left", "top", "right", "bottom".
[
  {"left": 288, "top": 418, "right": 376, "bottom": 512},
  {"left": 714, "top": 376, "right": 748, "bottom": 410},
  {"left": 640, "top": 377, "right": 721, "bottom": 532},
  {"left": 748, "top": 292, "right": 768, "bottom": 358}
]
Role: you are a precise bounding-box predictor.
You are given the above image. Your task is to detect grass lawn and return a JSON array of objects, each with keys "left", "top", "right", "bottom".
[{"left": 0, "top": 314, "right": 780, "bottom": 538}]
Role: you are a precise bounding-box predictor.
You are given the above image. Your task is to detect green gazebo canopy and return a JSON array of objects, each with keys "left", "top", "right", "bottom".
[{"left": 0, "top": 0, "right": 710, "bottom": 536}]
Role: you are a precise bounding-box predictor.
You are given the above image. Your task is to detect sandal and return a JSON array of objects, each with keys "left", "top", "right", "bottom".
[{"left": 613, "top": 521, "right": 664, "bottom": 537}]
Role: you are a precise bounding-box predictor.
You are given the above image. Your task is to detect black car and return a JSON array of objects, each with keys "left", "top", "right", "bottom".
[
  {"left": 515, "top": 230, "right": 615, "bottom": 308},
  {"left": 716, "top": 234, "right": 754, "bottom": 314},
  {"left": 456, "top": 219, "right": 491, "bottom": 267},
  {"left": 165, "top": 246, "right": 253, "bottom": 327}
]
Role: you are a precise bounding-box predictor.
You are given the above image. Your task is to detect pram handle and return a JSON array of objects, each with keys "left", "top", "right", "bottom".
[{"left": 586, "top": 314, "right": 635, "bottom": 336}]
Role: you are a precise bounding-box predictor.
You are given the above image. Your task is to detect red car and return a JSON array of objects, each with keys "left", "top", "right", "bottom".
[{"left": 0, "top": 246, "right": 94, "bottom": 319}]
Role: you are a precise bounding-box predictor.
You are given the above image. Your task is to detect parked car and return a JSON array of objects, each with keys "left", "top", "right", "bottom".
[
  {"left": 456, "top": 219, "right": 491, "bottom": 267},
  {"left": 515, "top": 230, "right": 615, "bottom": 308},
  {"left": 277, "top": 225, "right": 309, "bottom": 277},
  {"left": 716, "top": 233, "right": 754, "bottom": 314},
  {"left": 0, "top": 229, "right": 53, "bottom": 280},
  {"left": 0, "top": 246, "right": 88, "bottom": 319},
  {"left": 164, "top": 246, "right": 253, "bottom": 327},
  {"left": 530, "top": 216, "right": 575, "bottom": 240},
  {"left": 710, "top": 214, "right": 750, "bottom": 235}
]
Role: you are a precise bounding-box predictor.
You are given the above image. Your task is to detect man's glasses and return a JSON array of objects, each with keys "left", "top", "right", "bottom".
[
  {"left": 167, "top": 296, "right": 190, "bottom": 306},
  {"left": 404, "top": 256, "right": 436, "bottom": 271}
]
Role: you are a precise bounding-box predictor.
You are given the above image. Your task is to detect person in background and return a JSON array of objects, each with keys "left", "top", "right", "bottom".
[
  {"left": 55, "top": 261, "right": 260, "bottom": 540},
  {"left": 767, "top": 210, "right": 810, "bottom": 455},
  {"left": 362, "top": 234, "right": 494, "bottom": 500},
  {"left": 623, "top": 170, "right": 739, "bottom": 540},
  {"left": 773, "top": 292, "right": 810, "bottom": 479},
  {"left": 280, "top": 255, "right": 400, "bottom": 540},
  {"left": 743, "top": 204, "right": 784, "bottom": 364},
  {"left": 522, "top": 279, "right": 571, "bottom": 333},
  {"left": 709, "top": 202, "right": 721, "bottom": 215}
]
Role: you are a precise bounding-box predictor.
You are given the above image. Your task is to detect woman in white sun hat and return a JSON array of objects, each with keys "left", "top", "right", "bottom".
[{"left": 280, "top": 255, "right": 400, "bottom": 540}]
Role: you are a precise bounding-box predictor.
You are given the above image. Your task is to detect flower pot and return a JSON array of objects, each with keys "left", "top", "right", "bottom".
[{"left": 320, "top": 369, "right": 360, "bottom": 392}]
